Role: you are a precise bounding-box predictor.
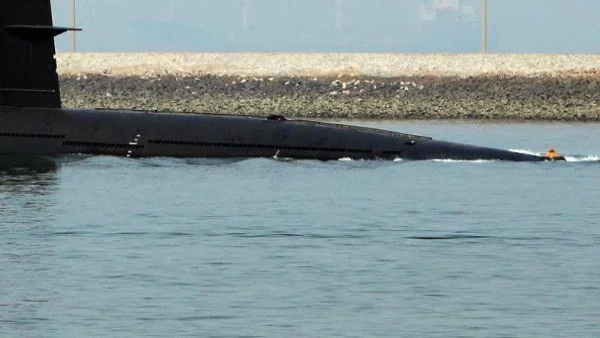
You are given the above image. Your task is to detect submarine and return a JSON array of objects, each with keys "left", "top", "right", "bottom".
[{"left": 0, "top": 0, "right": 558, "bottom": 163}]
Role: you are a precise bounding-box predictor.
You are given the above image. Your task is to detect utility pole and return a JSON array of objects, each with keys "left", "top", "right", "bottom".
[
  {"left": 71, "top": 0, "right": 76, "bottom": 52},
  {"left": 334, "top": 0, "right": 343, "bottom": 30},
  {"left": 243, "top": 0, "right": 250, "bottom": 31},
  {"left": 481, "top": 0, "right": 487, "bottom": 53}
]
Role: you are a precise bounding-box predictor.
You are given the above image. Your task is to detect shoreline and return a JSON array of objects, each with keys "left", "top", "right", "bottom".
[
  {"left": 57, "top": 53, "right": 600, "bottom": 120},
  {"left": 56, "top": 53, "right": 600, "bottom": 77}
]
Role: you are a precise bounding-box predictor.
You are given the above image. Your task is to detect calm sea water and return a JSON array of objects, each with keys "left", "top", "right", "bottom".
[{"left": 2, "top": 121, "right": 599, "bottom": 337}]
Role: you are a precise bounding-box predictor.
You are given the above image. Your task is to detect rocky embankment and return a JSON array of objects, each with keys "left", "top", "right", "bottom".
[{"left": 57, "top": 53, "right": 600, "bottom": 120}]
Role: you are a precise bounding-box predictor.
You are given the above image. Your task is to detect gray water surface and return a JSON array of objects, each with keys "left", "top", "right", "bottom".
[{"left": 2, "top": 121, "right": 599, "bottom": 337}]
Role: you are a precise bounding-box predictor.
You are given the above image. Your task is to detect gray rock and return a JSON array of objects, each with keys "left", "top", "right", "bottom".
[{"left": 59, "top": 74, "right": 600, "bottom": 121}]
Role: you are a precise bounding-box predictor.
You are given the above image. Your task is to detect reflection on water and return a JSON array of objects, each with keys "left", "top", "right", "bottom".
[
  {"left": 0, "top": 173, "right": 58, "bottom": 223},
  {"left": 0, "top": 173, "right": 58, "bottom": 335},
  {"left": 0, "top": 173, "right": 58, "bottom": 194},
  {"left": 0, "top": 154, "right": 57, "bottom": 175}
]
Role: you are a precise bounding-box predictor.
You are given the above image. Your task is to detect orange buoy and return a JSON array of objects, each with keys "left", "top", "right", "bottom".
[
  {"left": 544, "top": 147, "right": 566, "bottom": 161},
  {"left": 545, "top": 147, "right": 558, "bottom": 158}
]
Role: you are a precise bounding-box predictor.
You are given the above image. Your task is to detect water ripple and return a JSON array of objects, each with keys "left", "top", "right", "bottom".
[
  {"left": 406, "top": 234, "right": 491, "bottom": 240},
  {"left": 2, "top": 122, "right": 600, "bottom": 338}
]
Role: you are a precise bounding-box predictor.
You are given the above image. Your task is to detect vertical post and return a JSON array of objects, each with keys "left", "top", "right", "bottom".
[
  {"left": 334, "top": 0, "right": 343, "bottom": 30},
  {"left": 481, "top": 0, "right": 487, "bottom": 53},
  {"left": 243, "top": 0, "right": 250, "bottom": 31},
  {"left": 71, "top": 0, "right": 76, "bottom": 52}
]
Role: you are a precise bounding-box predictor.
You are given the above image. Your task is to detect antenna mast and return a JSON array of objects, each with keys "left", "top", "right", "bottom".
[
  {"left": 71, "top": 0, "right": 76, "bottom": 52},
  {"left": 481, "top": 0, "right": 487, "bottom": 53}
]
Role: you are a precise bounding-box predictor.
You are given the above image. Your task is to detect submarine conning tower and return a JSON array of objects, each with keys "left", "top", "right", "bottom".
[{"left": 0, "top": 0, "right": 79, "bottom": 108}]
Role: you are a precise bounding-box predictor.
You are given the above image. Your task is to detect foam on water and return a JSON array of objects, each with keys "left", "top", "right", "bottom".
[
  {"left": 339, "top": 157, "right": 403, "bottom": 162},
  {"left": 338, "top": 155, "right": 600, "bottom": 164},
  {"left": 510, "top": 148, "right": 600, "bottom": 162},
  {"left": 430, "top": 159, "right": 493, "bottom": 163},
  {"left": 564, "top": 154, "right": 600, "bottom": 162},
  {"left": 509, "top": 148, "right": 540, "bottom": 156},
  {"left": 48, "top": 153, "right": 600, "bottom": 169}
]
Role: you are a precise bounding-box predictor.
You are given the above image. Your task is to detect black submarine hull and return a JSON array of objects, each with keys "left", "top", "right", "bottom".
[
  {"left": 0, "top": 107, "right": 543, "bottom": 161},
  {"left": 0, "top": 0, "right": 551, "bottom": 163}
]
